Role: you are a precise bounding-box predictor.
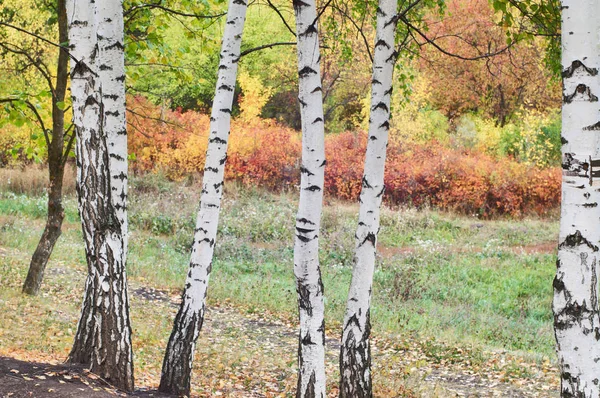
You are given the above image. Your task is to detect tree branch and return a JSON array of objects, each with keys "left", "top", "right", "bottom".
[
  {"left": 0, "top": 98, "right": 50, "bottom": 147},
  {"left": 240, "top": 41, "right": 297, "bottom": 57}
]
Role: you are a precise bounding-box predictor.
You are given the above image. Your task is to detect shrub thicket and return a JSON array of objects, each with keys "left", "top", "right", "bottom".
[{"left": 129, "top": 97, "right": 560, "bottom": 218}]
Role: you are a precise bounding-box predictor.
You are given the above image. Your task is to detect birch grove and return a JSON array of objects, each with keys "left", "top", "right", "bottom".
[
  {"left": 339, "top": 1, "right": 398, "bottom": 396},
  {"left": 553, "top": 0, "right": 600, "bottom": 396},
  {"left": 158, "top": 0, "right": 248, "bottom": 394},
  {"left": 66, "top": 0, "right": 134, "bottom": 390},
  {"left": 292, "top": 0, "right": 327, "bottom": 395}
]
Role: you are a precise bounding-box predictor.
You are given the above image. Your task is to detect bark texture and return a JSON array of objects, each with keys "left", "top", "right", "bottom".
[
  {"left": 158, "top": 0, "right": 247, "bottom": 394},
  {"left": 292, "top": 0, "right": 327, "bottom": 396},
  {"left": 96, "top": 0, "right": 128, "bottom": 253},
  {"left": 66, "top": 0, "right": 134, "bottom": 391},
  {"left": 339, "top": 1, "right": 397, "bottom": 396},
  {"left": 554, "top": 1, "right": 600, "bottom": 397},
  {"left": 22, "top": 0, "right": 69, "bottom": 296}
]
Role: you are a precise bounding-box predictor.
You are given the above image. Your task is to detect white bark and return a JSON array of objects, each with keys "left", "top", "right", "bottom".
[
  {"left": 159, "top": 0, "right": 247, "bottom": 395},
  {"left": 554, "top": 1, "right": 600, "bottom": 396},
  {"left": 66, "top": 0, "right": 133, "bottom": 391},
  {"left": 292, "top": 0, "right": 327, "bottom": 396},
  {"left": 339, "top": 1, "right": 397, "bottom": 396},
  {"left": 95, "top": 0, "right": 128, "bottom": 252}
]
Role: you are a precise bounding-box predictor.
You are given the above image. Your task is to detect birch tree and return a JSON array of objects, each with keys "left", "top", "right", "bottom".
[
  {"left": 553, "top": 0, "right": 600, "bottom": 396},
  {"left": 66, "top": 0, "right": 134, "bottom": 391},
  {"left": 292, "top": 0, "right": 327, "bottom": 395},
  {"left": 339, "top": 0, "right": 397, "bottom": 396},
  {"left": 158, "top": 0, "right": 247, "bottom": 394}
]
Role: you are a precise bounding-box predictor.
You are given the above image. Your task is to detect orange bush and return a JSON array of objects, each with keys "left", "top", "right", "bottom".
[{"left": 127, "top": 98, "right": 561, "bottom": 218}]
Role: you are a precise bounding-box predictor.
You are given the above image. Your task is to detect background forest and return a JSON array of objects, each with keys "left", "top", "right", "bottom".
[
  {"left": 1, "top": 0, "right": 561, "bottom": 218},
  {"left": 0, "top": 0, "right": 564, "bottom": 396}
]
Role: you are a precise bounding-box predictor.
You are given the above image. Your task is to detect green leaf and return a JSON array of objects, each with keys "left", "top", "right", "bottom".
[{"left": 56, "top": 101, "right": 66, "bottom": 110}]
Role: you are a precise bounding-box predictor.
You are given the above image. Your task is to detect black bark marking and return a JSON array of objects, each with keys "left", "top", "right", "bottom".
[
  {"left": 372, "top": 102, "right": 389, "bottom": 112},
  {"left": 99, "top": 64, "right": 112, "bottom": 71},
  {"left": 219, "top": 155, "right": 227, "bottom": 165},
  {"left": 562, "top": 60, "right": 598, "bottom": 78},
  {"left": 218, "top": 84, "right": 234, "bottom": 91},
  {"left": 379, "top": 121, "right": 390, "bottom": 130},
  {"left": 293, "top": 0, "right": 310, "bottom": 10},
  {"left": 301, "top": 24, "right": 318, "bottom": 37},
  {"left": 584, "top": 121, "right": 600, "bottom": 131},
  {"left": 300, "top": 166, "right": 315, "bottom": 176},
  {"left": 116, "top": 75, "right": 125, "bottom": 82},
  {"left": 376, "top": 186, "right": 385, "bottom": 198},
  {"left": 199, "top": 237, "right": 215, "bottom": 247},
  {"left": 304, "top": 185, "right": 321, "bottom": 192},
  {"left": 103, "top": 94, "right": 119, "bottom": 100},
  {"left": 301, "top": 331, "right": 317, "bottom": 345},
  {"left": 296, "top": 227, "right": 315, "bottom": 234},
  {"left": 582, "top": 203, "right": 598, "bottom": 208},
  {"left": 561, "top": 136, "right": 569, "bottom": 145},
  {"left": 298, "top": 66, "right": 318, "bottom": 77},
  {"left": 384, "top": 87, "right": 393, "bottom": 96},
  {"left": 359, "top": 232, "right": 376, "bottom": 247},
  {"left": 297, "top": 218, "right": 316, "bottom": 225},
  {"left": 385, "top": 50, "right": 398, "bottom": 63},
  {"left": 209, "top": 137, "right": 227, "bottom": 144},
  {"left": 559, "top": 230, "right": 599, "bottom": 251},
  {"left": 374, "top": 39, "right": 390, "bottom": 49},
  {"left": 220, "top": 108, "right": 232, "bottom": 114},
  {"left": 297, "top": 284, "right": 313, "bottom": 316},
  {"left": 320, "top": 160, "right": 326, "bottom": 167},
  {"left": 310, "top": 86, "right": 322, "bottom": 93},
  {"left": 372, "top": 79, "right": 381, "bottom": 85},
  {"left": 563, "top": 84, "right": 598, "bottom": 103},
  {"left": 109, "top": 153, "right": 125, "bottom": 161},
  {"left": 370, "top": 136, "right": 378, "bottom": 141},
  {"left": 297, "top": 234, "right": 312, "bottom": 243},
  {"left": 312, "top": 117, "right": 323, "bottom": 124},
  {"left": 362, "top": 176, "right": 372, "bottom": 189},
  {"left": 205, "top": 167, "right": 219, "bottom": 173},
  {"left": 106, "top": 110, "right": 120, "bottom": 117},
  {"left": 106, "top": 41, "right": 124, "bottom": 51}
]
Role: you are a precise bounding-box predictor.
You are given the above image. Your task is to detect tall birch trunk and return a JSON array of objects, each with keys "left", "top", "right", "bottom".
[
  {"left": 66, "top": 0, "right": 134, "bottom": 391},
  {"left": 292, "top": 0, "right": 327, "bottom": 396},
  {"left": 554, "top": 1, "right": 600, "bottom": 396},
  {"left": 158, "top": 0, "right": 247, "bottom": 394},
  {"left": 339, "top": 1, "right": 397, "bottom": 396},
  {"left": 22, "top": 0, "right": 69, "bottom": 296},
  {"left": 96, "top": 0, "right": 128, "bottom": 253}
]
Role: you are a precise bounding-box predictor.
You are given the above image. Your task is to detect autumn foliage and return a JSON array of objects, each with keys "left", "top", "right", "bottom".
[{"left": 129, "top": 97, "right": 560, "bottom": 218}]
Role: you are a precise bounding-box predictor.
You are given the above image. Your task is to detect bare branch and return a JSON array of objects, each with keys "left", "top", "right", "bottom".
[{"left": 240, "top": 41, "right": 296, "bottom": 57}]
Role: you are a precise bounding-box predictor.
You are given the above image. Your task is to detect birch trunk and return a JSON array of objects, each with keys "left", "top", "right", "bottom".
[
  {"left": 339, "top": 1, "right": 397, "bottom": 396},
  {"left": 66, "top": 0, "right": 134, "bottom": 391},
  {"left": 158, "top": 0, "right": 247, "bottom": 394},
  {"left": 554, "top": 1, "right": 600, "bottom": 396},
  {"left": 22, "top": 0, "right": 69, "bottom": 296},
  {"left": 96, "top": 0, "right": 128, "bottom": 253},
  {"left": 292, "top": 0, "right": 327, "bottom": 396}
]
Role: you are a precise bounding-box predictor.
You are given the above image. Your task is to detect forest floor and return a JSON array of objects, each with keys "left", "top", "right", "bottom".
[
  {"left": 0, "top": 175, "right": 561, "bottom": 397},
  {"left": 0, "top": 261, "right": 559, "bottom": 397}
]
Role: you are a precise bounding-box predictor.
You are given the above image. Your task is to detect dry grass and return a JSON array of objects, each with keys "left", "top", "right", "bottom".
[{"left": 0, "top": 164, "right": 76, "bottom": 196}]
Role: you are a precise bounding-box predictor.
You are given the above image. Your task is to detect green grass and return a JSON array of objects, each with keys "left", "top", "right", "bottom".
[{"left": 0, "top": 174, "right": 559, "bottom": 359}]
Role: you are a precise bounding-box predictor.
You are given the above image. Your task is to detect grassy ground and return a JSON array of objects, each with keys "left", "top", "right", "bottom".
[{"left": 0, "top": 171, "right": 560, "bottom": 396}]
